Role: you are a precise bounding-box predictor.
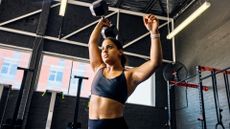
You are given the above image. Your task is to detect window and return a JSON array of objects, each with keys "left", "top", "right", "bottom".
[
  {"left": 0, "top": 47, "right": 31, "bottom": 89},
  {"left": 1, "top": 62, "right": 9, "bottom": 74},
  {"left": 36, "top": 54, "right": 94, "bottom": 98},
  {"left": 68, "top": 61, "right": 93, "bottom": 97},
  {"left": 48, "top": 67, "right": 64, "bottom": 82},
  {"left": 37, "top": 55, "right": 71, "bottom": 92},
  {"left": 127, "top": 74, "right": 156, "bottom": 107},
  {"left": 0, "top": 61, "right": 17, "bottom": 76},
  {"left": 36, "top": 53, "right": 156, "bottom": 106}
]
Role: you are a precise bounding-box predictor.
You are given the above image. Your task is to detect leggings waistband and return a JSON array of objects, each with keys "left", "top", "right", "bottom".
[{"left": 88, "top": 117, "right": 128, "bottom": 129}]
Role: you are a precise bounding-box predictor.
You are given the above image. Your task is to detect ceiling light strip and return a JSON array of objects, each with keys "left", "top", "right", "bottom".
[
  {"left": 59, "top": 0, "right": 68, "bottom": 16},
  {"left": 166, "top": 1, "right": 211, "bottom": 39}
]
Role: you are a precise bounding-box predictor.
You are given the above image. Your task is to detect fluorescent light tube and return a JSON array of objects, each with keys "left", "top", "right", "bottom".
[
  {"left": 59, "top": 0, "right": 68, "bottom": 16},
  {"left": 167, "top": 1, "right": 211, "bottom": 39}
]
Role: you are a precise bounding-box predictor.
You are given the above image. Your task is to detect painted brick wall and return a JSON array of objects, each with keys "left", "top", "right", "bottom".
[{"left": 173, "top": 0, "right": 230, "bottom": 128}]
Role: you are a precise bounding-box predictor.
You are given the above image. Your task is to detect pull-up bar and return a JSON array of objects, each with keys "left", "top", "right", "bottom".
[
  {"left": 200, "top": 66, "right": 230, "bottom": 74},
  {"left": 170, "top": 81, "right": 208, "bottom": 91},
  {"left": 200, "top": 66, "right": 230, "bottom": 81}
]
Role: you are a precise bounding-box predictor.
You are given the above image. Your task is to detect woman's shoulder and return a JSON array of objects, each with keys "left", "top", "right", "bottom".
[
  {"left": 124, "top": 66, "right": 145, "bottom": 83},
  {"left": 123, "top": 67, "right": 136, "bottom": 77},
  {"left": 94, "top": 64, "right": 106, "bottom": 73},
  {"left": 124, "top": 66, "right": 136, "bottom": 72}
]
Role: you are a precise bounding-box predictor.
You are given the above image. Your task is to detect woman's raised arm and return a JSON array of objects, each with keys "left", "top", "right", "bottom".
[
  {"left": 131, "top": 14, "right": 163, "bottom": 85},
  {"left": 88, "top": 18, "right": 110, "bottom": 72}
]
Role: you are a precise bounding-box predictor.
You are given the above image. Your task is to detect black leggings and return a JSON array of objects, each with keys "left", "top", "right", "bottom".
[{"left": 88, "top": 117, "right": 128, "bottom": 129}]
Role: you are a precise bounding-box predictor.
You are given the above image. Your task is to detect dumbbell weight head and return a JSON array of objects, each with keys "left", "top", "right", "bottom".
[
  {"left": 101, "top": 24, "right": 118, "bottom": 39},
  {"left": 90, "top": 0, "right": 108, "bottom": 17}
]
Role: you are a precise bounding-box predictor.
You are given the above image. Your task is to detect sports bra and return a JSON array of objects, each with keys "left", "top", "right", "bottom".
[{"left": 91, "top": 68, "right": 128, "bottom": 104}]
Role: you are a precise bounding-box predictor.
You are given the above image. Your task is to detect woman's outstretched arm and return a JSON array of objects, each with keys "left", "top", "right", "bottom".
[
  {"left": 131, "top": 14, "right": 163, "bottom": 84},
  {"left": 88, "top": 19, "right": 110, "bottom": 72}
]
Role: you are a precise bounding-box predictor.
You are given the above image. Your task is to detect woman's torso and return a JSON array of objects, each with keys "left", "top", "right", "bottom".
[
  {"left": 89, "top": 95, "right": 125, "bottom": 119},
  {"left": 89, "top": 67, "right": 135, "bottom": 119}
]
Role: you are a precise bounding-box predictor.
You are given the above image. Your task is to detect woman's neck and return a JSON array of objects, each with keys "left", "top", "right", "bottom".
[{"left": 105, "top": 64, "right": 123, "bottom": 72}]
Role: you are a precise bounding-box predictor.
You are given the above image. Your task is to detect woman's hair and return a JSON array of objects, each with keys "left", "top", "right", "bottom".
[{"left": 105, "top": 37, "right": 127, "bottom": 67}]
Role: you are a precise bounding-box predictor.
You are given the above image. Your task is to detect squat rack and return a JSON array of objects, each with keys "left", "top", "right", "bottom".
[
  {"left": 167, "top": 65, "right": 230, "bottom": 129},
  {"left": 196, "top": 66, "right": 230, "bottom": 129}
]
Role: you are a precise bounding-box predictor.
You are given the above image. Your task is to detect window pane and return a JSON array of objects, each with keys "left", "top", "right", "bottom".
[
  {"left": 36, "top": 54, "right": 94, "bottom": 98},
  {"left": 1, "top": 63, "right": 9, "bottom": 74},
  {"left": 0, "top": 47, "right": 31, "bottom": 89},
  {"left": 48, "top": 71, "right": 55, "bottom": 81},
  {"left": 127, "top": 74, "right": 156, "bottom": 107},
  {"left": 68, "top": 61, "right": 94, "bottom": 97},
  {"left": 56, "top": 72, "right": 63, "bottom": 82},
  {"left": 37, "top": 55, "right": 71, "bottom": 93},
  {"left": 10, "top": 64, "right": 18, "bottom": 75}
]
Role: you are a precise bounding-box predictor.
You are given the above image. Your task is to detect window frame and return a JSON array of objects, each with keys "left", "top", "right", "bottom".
[
  {"left": 36, "top": 52, "right": 91, "bottom": 96},
  {"left": 0, "top": 43, "right": 32, "bottom": 89}
]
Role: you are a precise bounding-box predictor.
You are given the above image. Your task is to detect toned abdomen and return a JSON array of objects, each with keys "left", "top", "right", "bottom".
[{"left": 89, "top": 95, "right": 124, "bottom": 119}]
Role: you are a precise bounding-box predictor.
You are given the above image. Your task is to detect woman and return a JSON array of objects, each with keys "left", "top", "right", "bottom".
[{"left": 88, "top": 14, "right": 162, "bottom": 129}]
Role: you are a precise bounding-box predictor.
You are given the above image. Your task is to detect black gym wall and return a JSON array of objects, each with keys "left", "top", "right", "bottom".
[
  {"left": 0, "top": 89, "right": 168, "bottom": 129},
  {"left": 0, "top": 0, "right": 171, "bottom": 129},
  {"left": 173, "top": 0, "right": 230, "bottom": 128}
]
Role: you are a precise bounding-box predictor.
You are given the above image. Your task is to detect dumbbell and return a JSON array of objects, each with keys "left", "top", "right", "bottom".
[{"left": 90, "top": 0, "right": 118, "bottom": 39}]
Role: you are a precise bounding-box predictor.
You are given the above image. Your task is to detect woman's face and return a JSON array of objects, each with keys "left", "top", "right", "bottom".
[{"left": 101, "top": 39, "right": 122, "bottom": 64}]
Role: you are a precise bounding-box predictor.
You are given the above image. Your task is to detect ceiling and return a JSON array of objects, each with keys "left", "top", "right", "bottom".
[
  {"left": 0, "top": 0, "right": 199, "bottom": 66},
  {"left": 78, "top": 0, "right": 195, "bottom": 17}
]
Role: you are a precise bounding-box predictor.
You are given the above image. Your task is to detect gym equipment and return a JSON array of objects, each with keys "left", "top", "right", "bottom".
[
  {"left": 101, "top": 24, "right": 118, "bottom": 39},
  {"left": 196, "top": 66, "right": 207, "bottom": 129},
  {"left": 163, "top": 61, "right": 188, "bottom": 129},
  {"left": 0, "top": 84, "right": 4, "bottom": 100},
  {"left": 211, "top": 70, "right": 225, "bottom": 129},
  {"left": 163, "top": 65, "right": 230, "bottom": 129},
  {"left": 223, "top": 72, "right": 230, "bottom": 114},
  {"left": 0, "top": 84, "right": 11, "bottom": 101},
  {"left": 43, "top": 90, "right": 63, "bottom": 129},
  {"left": 223, "top": 71, "right": 230, "bottom": 128},
  {"left": 170, "top": 81, "right": 208, "bottom": 91},
  {"left": 90, "top": 0, "right": 108, "bottom": 17},
  {"left": 163, "top": 61, "right": 188, "bottom": 82},
  {"left": 1, "top": 67, "right": 33, "bottom": 129},
  {"left": 0, "top": 84, "right": 12, "bottom": 129},
  {"left": 90, "top": 0, "right": 118, "bottom": 39},
  {"left": 197, "top": 66, "right": 230, "bottom": 129},
  {"left": 66, "top": 76, "right": 88, "bottom": 129}
]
